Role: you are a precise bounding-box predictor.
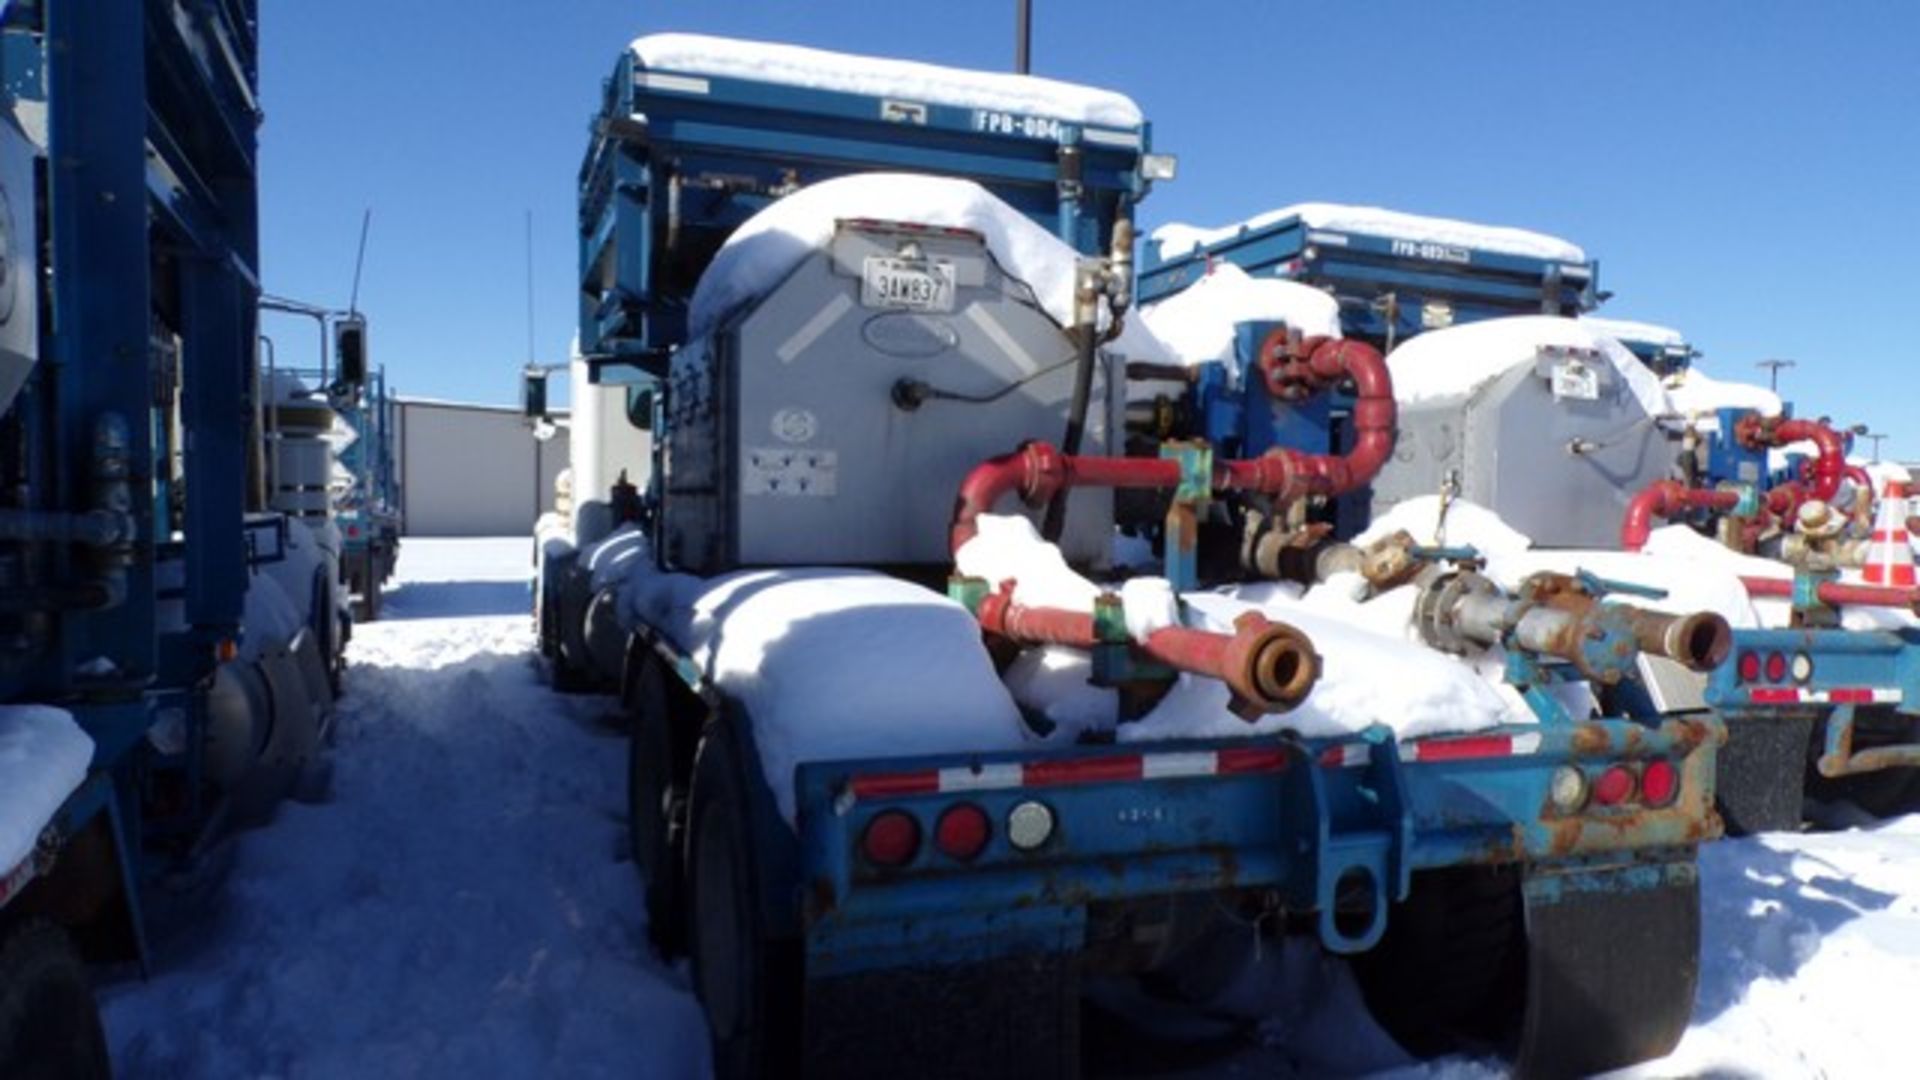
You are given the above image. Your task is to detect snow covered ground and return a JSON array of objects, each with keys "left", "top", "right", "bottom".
[{"left": 96, "top": 538, "right": 1920, "bottom": 1078}]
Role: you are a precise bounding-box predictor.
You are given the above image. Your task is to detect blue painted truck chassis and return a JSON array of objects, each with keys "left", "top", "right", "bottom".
[
  {"left": 1709, "top": 626, "right": 1920, "bottom": 778},
  {"left": 651, "top": 631, "right": 1721, "bottom": 980}
]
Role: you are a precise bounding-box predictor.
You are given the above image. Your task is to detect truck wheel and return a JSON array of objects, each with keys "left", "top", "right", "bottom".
[
  {"left": 686, "top": 718, "right": 800, "bottom": 1080},
  {"left": 1352, "top": 864, "right": 1524, "bottom": 1059},
  {"left": 628, "top": 652, "right": 688, "bottom": 957},
  {"left": 0, "top": 918, "right": 111, "bottom": 1080}
]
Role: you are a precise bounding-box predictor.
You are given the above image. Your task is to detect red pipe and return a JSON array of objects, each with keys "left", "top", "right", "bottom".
[
  {"left": 948, "top": 336, "right": 1399, "bottom": 554},
  {"left": 1734, "top": 413, "right": 1847, "bottom": 503},
  {"left": 1845, "top": 464, "right": 1874, "bottom": 492},
  {"left": 1620, "top": 480, "right": 1744, "bottom": 552},
  {"left": 974, "top": 584, "right": 1320, "bottom": 716},
  {"left": 1253, "top": 333, "right": 1398, "bottom": 502},
  {"left": 1740, "top": 575, "right": 1920, "bottom": 611}
]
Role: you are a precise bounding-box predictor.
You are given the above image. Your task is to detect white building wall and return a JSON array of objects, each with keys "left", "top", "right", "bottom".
[{"left": 394, "top": 399, "right": 570, "bottom": 537}]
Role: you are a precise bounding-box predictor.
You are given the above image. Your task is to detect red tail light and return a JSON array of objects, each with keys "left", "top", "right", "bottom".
[
  {"left": 1641, "top": 760, "right": 1679, "bottom": 807},
  {"left": 935, "top": 803, "right": 991, "bottom": 862},
  {"left": 1765, "top": 652, "right": 1788, "bottom": 683},
  {"left": 861, "top": 811, "right": 920, "bottom": 868},
  {"left": 1737, "top": 651, "right": 1761, "bottom": 683},
  {"left": 1593, "top": 765, "right": 1635, "bottom": 806}
]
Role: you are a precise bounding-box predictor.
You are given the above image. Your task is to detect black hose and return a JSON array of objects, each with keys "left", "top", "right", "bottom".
[{"left": 1041, "top": 322, "right": 1099, "bottom": 541}]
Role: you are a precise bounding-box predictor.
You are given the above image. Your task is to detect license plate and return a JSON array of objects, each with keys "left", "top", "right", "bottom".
[
  {"left": 1550, "top": 359, "right": 1600, "bottom": 401},
  {"left": 861, "top": 256, "right": 955, "bottom": 312}
]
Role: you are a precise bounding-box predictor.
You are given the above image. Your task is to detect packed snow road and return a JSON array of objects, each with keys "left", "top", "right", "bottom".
[{"left": 96, "top": 539, "right": 1920, "bottom": 1078}]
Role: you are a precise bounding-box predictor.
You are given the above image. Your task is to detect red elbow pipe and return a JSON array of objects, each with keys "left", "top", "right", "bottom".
[
  {"left": 950, "top": 442, "right": 1181, "bottom": 554},
  {"left": 1735, "top": 413, "right": 1847, "bottom": 503},
  {"left": 1249, "top": 334, "right": 1399, "bottom": 502},
  {"left": 1740, "top": 575, "right": 1920, "bottom": 611},
  {"left": 1621, "top": 480, "right": 1742, "bottom": 552}
]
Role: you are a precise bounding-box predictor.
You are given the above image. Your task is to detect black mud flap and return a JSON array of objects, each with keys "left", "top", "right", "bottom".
[
  {"left": 1515, "top": 860, "right": 1699, "bottom": 1079},
  {"left": 802, "top": 952, "right": 1081, "bottom": 1080},
  {"left": 1717, "top": 712, "right": 1813, "bottom": 834}
]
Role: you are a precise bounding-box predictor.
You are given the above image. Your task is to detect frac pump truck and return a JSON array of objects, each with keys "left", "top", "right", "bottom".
[
  {"left": 0, "top": 3, "right": 344, "bottom": 1073},
  {"left": 1143, "top": 208, "right": 1920, "bottom": 831},
  {"left": 531, "top": 34, "right": 1727, "bottom": 1078}
]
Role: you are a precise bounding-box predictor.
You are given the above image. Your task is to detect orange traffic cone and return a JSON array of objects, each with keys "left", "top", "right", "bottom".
[{"left": 1864, "top": 478, "right": 1917, "bottom": 587}]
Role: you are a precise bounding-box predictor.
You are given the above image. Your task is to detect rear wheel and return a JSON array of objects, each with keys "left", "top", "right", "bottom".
[
  {"left": 1353, "top": 864, "right": 1525, "bottom": 1058},
  {"left": 0, "top": 918, "right": 111, "bottom": 1080},
  {"left": 627, "top": 649, "right": 689, "bottom": 957},
  {"left": 686, "top": 718, "right": 800, "bottom": 1080}
]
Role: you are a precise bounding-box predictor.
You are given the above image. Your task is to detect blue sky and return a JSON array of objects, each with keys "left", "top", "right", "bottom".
[{"left": 260, "top": 2, "right": 1920, "bottom": 459}]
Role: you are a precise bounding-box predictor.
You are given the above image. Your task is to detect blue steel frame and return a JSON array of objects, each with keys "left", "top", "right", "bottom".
[
  {"left": 1136, "top": 212, "right": 1599, "bottom": 345},
  {"left": 1708, "top": 626, "right": 1920, "bottom": 777},
  {"left": 0, "top": 0, "right": 262, "bottom": 959},
  {"left": 578, "top": 46, "right": 1155, "bottom": 379},
  {"left": 788, "top": 707, "right": 1717, "bottom": 977}
]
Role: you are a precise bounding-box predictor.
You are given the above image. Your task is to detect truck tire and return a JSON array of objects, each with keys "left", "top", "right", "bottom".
[
  {"left": 627, "top": 650, "right": 689, "bottom": 958},
  {"left": 0, "top": 918, "right": 111, "bottom": 1080},
  {"left": 686, "top": 718, "right": 801, "bottom": 1080},
  {"left": 1352, "top": 864, "right": 1525, "bottom": 1058}
]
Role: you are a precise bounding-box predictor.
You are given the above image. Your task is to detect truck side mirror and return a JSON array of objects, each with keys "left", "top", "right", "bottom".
[
  {"left": 522, "top": 368, "right": 549, "bottom": 423},
  {"left": 625, "top": 385, "right": 654, "bottom": 431},
  {"left": 334, "top": 316, "right": 368, "bottom": 389}
]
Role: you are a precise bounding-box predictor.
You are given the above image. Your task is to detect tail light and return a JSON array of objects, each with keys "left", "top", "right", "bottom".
[
  {"left": 861, "top": 810, "right": 920, "bottom": 869},
  {"left": 1765, "top": 652, "right": 1789, "bottom": 683},
  {"left": 1641, "top": 760, "right": 1679, "bottom": 807},
  {"left": 1548, "top": 765, "right": 1589, "bottom": 813},
  {"left": 1737, "top": 652, "right": 1761, "bottom": 682},
  {"left": 1791, "top": 652, "right": 1814, "bottom": 683},
  {"left": 1593, "top": 765, "right": 1636, "bottom": 807},
  {"left": 935, "top": 804, "right": 991, "bottom": 862}
]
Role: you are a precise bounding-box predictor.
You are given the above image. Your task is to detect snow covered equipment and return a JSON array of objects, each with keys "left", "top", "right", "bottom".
[
  {"left": 0, "top": 3, "right": 342, "bottom": 1071},
  {"left": 1139, "top": 203, "right": 1598, "bottom": 349},
  {"left": 1863, "top": 479, "right": 1916, "bottom": 587}
]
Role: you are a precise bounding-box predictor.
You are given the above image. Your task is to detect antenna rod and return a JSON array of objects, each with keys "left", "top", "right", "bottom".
[
  {"left": 348, "top": 208, "right": 372, "bottom": 315},
  {"left": 525, "top": 209, "right": 536, "bottom": 367},
  {"left": 1015, "top": 0, "right": 1031, "bottom": 73}
]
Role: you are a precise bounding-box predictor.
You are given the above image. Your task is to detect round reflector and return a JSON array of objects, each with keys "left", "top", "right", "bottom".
[
  {"left": 1737, "top": 651, "right": 1761, "bottom": 683},
  {"left": 1765, "top": 652, "right": 1788, "bottom": 683},
  {"left": 1791, "top": 652, "right": 1814, "bottom": 683},
  {"left": 861, "top": 810, "right": 920, "bottom": 868},
  {"left": 1593, "top": 765, "right": 1635, "bottom": 806},
  {"left": 1548, "top": 765, "right": 1588, "bottom": 813},
  {"left": 935, "top": 803, "right": 991, "bottom": 862},
  {"left": 1006, "top": 801, "right": 1055, "bottom": 852},
  {"left": 1641, "top": 760, "right": 1679, "bottom": 807}
]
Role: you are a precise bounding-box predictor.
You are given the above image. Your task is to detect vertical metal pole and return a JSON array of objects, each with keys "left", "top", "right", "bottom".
[
  {"left": 48, "top": 0, "right": 156, "bottom": 678},
  {"left": 1015, "top": 0, "right": 1032, "bottom": 74}
]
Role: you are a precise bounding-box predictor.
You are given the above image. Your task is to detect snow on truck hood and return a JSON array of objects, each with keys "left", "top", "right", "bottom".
[
  {"left": 629, "top": 34, "right": 1145, "bottom": 129},
  {"left": 0, "top": 705, "right": 93, "bottom": 875},
  {"left": 686, "top": 172, "right": 1178, "bottom": 366},
  {"left": 1386, "top": 314, "right": 1673, "bottom": 417},
  {"left": 1151, "top": 202, "right": 1587, "bottom": 265}
]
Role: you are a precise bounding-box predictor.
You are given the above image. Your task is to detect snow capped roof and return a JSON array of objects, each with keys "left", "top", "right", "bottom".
[
  {"left": 630, "top": 33, "right": 1144, "bottom": 129},
  {"left": 1661, "top": 364, "right": 1784, "bottom": 418},
  {"left": 0, "top": 705, "right": 93, "bottom": 875},
  {"left": 1140, "top": 263, "right": 1342, "bottom": 368},
  {"left": 1580, "top": 315, "right": 1688, "bottom": 349},
  {"left": 1152, "top": 202, "right": 1587, "bottom": 264},
  {"left": 688, "top": 173, "right": 1087, "bottom": 340},
  {"left": 1386, "top": 314, "right": 1671, "bottom": 416}
]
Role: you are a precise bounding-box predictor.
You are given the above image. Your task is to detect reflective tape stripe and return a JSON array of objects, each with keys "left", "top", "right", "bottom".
[
  {"left": 1141, "top": 751, "right": 1218, "bottom": 779},
  {"left": 937, "top": 763, "right": 1024, "bottom": 792},
  {"left": 1746, "top": 687, "right": 1903, "bottom": 705},
  {"left": 847, "top": 747, "right": 1292, "bottom": 804},
  {"left": 1081, "top": 127, "right": 1144, "bottom": 149},
  {"left": 636, "top": 72, "right": 710, "bottom": 94}
]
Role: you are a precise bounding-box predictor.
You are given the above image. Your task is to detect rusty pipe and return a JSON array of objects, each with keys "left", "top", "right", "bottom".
[
  {"left": 974, "top": 586, "right": 1319, "bottom": 716},
  {"left": 1740, "top": 575, "right": 1920, "bottom": 611},
  {"left": 1734, "top": 414, "right": 1847, "bottom": 503},
  {"left": 1620, "top": 480, "right": 1743, "bottom": 551},
  {"left": 951, "top": 441, "right": 1181, "bottom": 553},
  {"left": 1623, "top": 608, "right": 1734, "bottom": 673}
]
